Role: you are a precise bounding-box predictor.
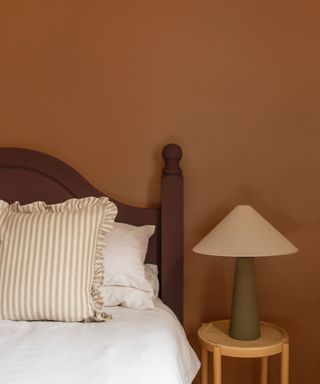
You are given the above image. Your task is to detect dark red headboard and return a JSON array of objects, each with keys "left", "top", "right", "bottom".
[{"left": 0, "top": 144, "right": 184, "bottom": 322}]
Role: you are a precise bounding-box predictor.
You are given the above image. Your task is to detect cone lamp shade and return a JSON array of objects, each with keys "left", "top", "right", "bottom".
[{"left": 193, "top": 205, "right": 298, "bottom": 340}]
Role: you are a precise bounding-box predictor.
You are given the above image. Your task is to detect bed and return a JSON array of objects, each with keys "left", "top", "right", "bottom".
[{"left": 0, "top": 144, "right": 200, "bottom": 384}]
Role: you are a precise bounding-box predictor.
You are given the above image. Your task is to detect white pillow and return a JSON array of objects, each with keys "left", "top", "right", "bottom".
[
  {"left": 103, "top": 222, "right": 155, "bottom": 292},
  {"left": 102, "top": 264, "right": 159, "bottom": 310},
  {"left": 102, "top": 286, "right": 154, "bottom": 310},
  {"left": 145, "top": 264, "right": 159, "bottom": 298}
]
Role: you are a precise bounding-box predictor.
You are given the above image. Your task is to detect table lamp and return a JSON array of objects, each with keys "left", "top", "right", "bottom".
[{"left": 193, "top": 205, "right": 298, "bottom": 341}]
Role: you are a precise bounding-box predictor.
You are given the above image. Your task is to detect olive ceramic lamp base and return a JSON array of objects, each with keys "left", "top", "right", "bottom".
[{"left": 229, "top": 257, "right": 260, "bottom": 340}]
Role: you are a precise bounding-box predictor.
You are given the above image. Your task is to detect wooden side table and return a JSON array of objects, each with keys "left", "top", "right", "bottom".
[{"left": 198, "top": 320, "right": 289, "bottom": 384}]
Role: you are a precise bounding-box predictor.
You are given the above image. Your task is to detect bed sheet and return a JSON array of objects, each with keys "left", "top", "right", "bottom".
[{"left": 0, "top": 298, "right": 200, "bottom": 384}]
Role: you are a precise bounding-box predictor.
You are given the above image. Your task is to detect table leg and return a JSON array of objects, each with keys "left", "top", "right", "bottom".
[
  {"left": 260, "top": 356, "right": 268, "bottom": 384},
  {"left": 201, "top": 347, "right": 208, "bottom": 384},
  {"left": 213, "top": 346, "right": 222, "bottom": 384},
  {"left": 281, "top": 342, "right": 289, "bottom": 384}
]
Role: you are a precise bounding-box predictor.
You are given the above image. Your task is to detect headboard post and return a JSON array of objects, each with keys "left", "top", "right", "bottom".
[{"left": 161, "top": 144, "right": 183, "bottom": 323}]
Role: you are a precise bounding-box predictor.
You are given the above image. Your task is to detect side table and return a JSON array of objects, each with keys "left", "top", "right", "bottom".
[{"left": 198, "top": 320, "right": 289, "bottom": 384}]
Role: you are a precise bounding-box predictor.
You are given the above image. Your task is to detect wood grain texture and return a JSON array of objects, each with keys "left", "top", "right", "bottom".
[
  {"left": 198, "top": 320, "right": 288, "bottom": 358},
  {"left": 260, "top": 356, "right": 268, "bottom": 384},
  {"left": 198, "top": 320, "right": 289, "bottom": 384},
  {"left": 201, "top": 347, "right": 208, "bottom": 384}
]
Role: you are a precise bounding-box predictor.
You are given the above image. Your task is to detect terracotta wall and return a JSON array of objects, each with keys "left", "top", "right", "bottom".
[{"left": 1, "top": 1, "right": 319, "bottom": 383}]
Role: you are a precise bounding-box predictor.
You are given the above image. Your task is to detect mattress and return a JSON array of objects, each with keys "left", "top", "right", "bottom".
[{"left": 0, "top": 298, "right": 200, "bottom": 384}]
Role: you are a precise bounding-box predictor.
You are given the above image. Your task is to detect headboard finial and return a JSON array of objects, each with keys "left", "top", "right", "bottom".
[{"left": 162, "top": 143, "right": 182, "bottom": 175}]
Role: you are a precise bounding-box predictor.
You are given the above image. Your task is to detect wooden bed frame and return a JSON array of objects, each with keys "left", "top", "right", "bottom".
[{"left": 0, "top": 144, "right": 184, "bottom": 322}]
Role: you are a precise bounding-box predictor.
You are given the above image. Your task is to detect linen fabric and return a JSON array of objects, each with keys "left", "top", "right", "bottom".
[
  {"left": 0, "top": 299, "right": 200, "bottom": 384},
  {"left": 102, "top": 285, "right": 154, "bottom": 310},
  {"left": 103, "top": 222, "right": 155, "bottom": 292},
  {"left": 144, "top": 264, "right": 159, "bottom": 298},
  {"left": 102, "top": 264, "right": 159, "bottom": 310},
  {"left": 0, "top": 197, "right": 117, "bottom": 322}
]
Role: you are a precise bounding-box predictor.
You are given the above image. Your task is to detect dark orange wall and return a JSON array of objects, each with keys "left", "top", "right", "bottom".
[{"left": 1, "top": 1, "right": 319, "bottom": 383}]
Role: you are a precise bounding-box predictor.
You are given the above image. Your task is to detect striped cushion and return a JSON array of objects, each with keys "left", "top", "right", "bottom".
[{"left": 0, "top": 197, "right": 117, "bottom": 322}]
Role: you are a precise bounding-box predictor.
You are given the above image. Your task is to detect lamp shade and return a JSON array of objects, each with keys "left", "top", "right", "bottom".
[{"left": 193, "top": 205, "right": 298, "bottom": 257}]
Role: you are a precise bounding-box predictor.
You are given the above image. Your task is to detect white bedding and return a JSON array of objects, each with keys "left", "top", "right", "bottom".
[{"left": 0, "top": 299, "right": 200, "bottom": 384}]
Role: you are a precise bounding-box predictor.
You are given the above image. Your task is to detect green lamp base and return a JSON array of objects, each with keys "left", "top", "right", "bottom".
[{"left": 229, "top": 257, "right": 260, "bottom": 340}]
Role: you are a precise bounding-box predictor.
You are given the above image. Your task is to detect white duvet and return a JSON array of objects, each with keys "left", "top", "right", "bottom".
[{"left": 0, "top": 299, "right": 200, "bottom": 384}]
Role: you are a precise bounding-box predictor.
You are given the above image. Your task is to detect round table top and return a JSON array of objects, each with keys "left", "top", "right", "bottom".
[{"left": 198, "top": 320, "right": 289, "bottom": 358}]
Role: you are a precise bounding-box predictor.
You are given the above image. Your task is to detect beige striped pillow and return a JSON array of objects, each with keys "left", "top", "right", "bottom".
[{"left": 0, "top": 197, "right": 117, "bottom": 322}]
